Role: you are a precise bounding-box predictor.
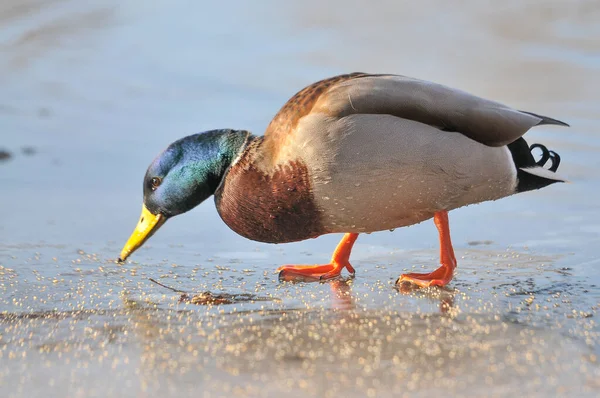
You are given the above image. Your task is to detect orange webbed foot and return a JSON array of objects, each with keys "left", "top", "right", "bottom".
[
  {"left": 277, "top": 261, "right": 355, "bottom": 282},
  {"left": 396, "top": 210, "right": 457, "bottom": 289},
  {"left": 277, "top": 233, "right": 358, "bottom": 283},
  {"left": 396, "top": 263, "right": 455, "bottom": 288}
]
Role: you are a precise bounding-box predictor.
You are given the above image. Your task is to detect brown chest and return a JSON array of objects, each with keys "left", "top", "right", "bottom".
[{"left": 214, "top": 156, "right": 325, "bottom": 244}]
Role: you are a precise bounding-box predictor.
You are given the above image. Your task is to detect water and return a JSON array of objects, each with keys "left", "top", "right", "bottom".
[{"left": 1, "top": 0, "right": 600, "bottom": 396}]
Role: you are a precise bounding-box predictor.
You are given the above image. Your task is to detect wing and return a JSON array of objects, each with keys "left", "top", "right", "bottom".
[{"left": 263, "top": 73, "right": 568, "bottom": 159}]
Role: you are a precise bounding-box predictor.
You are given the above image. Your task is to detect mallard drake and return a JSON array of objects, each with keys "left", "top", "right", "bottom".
[{"left": 118, "top": 73, "right": 567, "bottom": 287}]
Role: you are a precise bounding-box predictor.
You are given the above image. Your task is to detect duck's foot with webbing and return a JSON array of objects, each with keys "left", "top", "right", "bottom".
[
  {"left": 277, "top": 233, "right": 358, "bottom": 282},
  {"left": 396, "top": 211, "right": 457, "bottom": 287}
]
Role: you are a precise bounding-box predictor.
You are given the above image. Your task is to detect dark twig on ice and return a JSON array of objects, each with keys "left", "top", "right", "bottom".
[
  {"left": 148, "top": 277, "right": 279, "bottom": 305},
  {"left": 148, "top": 278, "right": 187, "bottom": 293}
]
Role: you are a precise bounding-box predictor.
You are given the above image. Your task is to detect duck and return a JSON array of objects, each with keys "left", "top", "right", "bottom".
[{"left": 118, "top": 72, "right": 567, "bottom": 287}]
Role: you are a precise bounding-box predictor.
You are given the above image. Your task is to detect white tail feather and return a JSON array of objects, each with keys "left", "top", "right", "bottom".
[{"left": 519, "top": 167, "right": 567, "bottom": 183}]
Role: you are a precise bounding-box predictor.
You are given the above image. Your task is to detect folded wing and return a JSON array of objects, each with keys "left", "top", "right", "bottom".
[{"left": 310, "top": 74, "right": 568, "bottom": 147}]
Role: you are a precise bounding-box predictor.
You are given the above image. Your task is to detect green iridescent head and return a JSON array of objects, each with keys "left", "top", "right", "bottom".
[{"left": 119, "top": 129, "right": 249, "bottom": 261}]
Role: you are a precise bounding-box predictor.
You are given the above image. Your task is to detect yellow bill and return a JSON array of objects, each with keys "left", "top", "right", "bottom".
[{"left": 119, "top": 205, "right": 166, "bottom": 261}]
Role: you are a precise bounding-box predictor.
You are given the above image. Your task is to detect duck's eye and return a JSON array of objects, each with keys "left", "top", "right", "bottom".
[{"left": 151, "top": 177, "right": 162, "bottom": 190}]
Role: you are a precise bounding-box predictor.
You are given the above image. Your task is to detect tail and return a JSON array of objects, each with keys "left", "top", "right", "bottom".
[{"left": 507, "top": 138, "right": 566, "bottom": 193}]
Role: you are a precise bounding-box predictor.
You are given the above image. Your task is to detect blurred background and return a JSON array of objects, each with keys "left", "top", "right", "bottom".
[
  {"left": 1, "top": 1, "right": 600, "bottom": 397},
  {"left": 1, "top": 0, "right": 598, "bottom": 250}
]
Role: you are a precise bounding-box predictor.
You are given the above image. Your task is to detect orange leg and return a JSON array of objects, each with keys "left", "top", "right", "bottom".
[
  {"left": 277, "top": 233, "right": 358, "bottom": 282},
  {"left": 397, "top": 211, "right": 457, "bottom": 288}
]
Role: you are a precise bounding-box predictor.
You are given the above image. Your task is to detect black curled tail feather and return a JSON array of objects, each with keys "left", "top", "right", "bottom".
[
  {"left": 507, "top": 138, "right": 565, "bottom": 193},
  {"left": 548, "top": 151, "right": 560, "bottom": 172},
  {"left": 529, "top": 143, "right": 561, "bottom": 172}
]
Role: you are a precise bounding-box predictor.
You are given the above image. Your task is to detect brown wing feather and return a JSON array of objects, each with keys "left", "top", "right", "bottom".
[
  {"left": 262, "top": 72, "right": 371, "bottom": 161},
  {"left": 263, "top": 74, "right": 568, "bottom": 160}
]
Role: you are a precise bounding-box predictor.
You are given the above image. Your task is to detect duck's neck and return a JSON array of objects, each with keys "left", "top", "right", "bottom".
[
  {"left": 178, "top": 129, "right": 252, "bottom": 194},
  {"left": 208, "top": 129, "right": 252, "bottom": 192}
]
